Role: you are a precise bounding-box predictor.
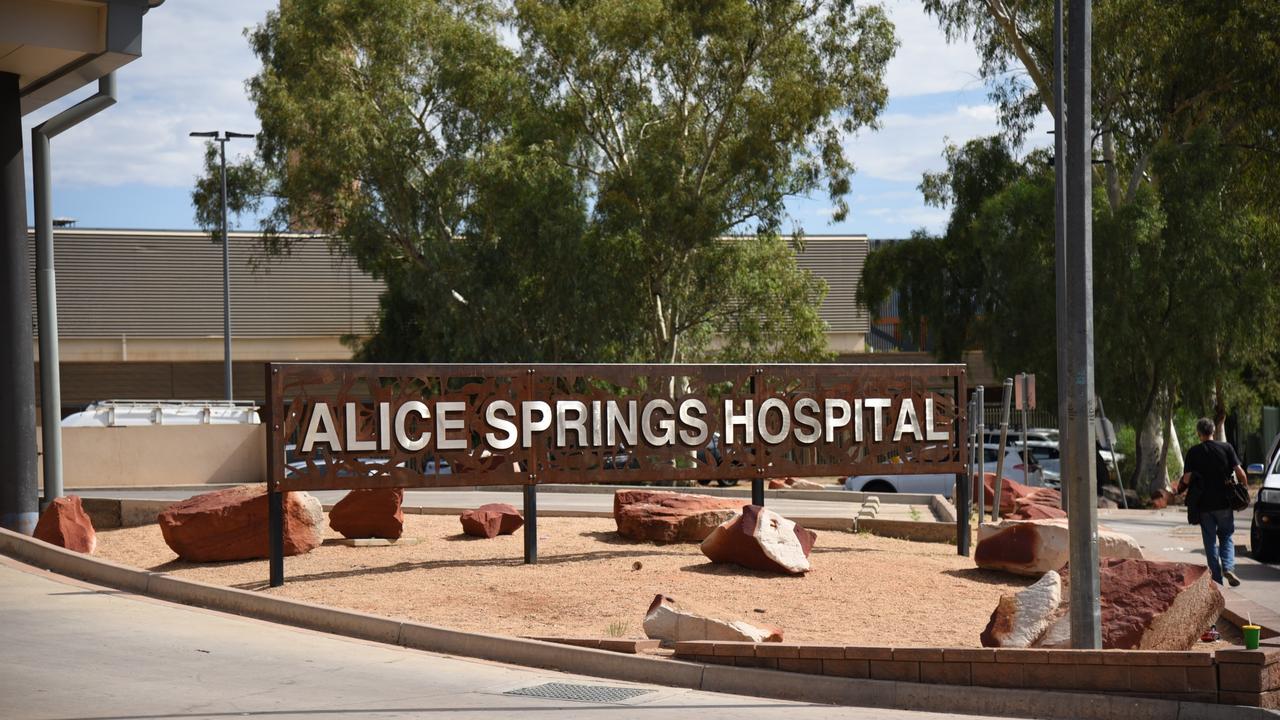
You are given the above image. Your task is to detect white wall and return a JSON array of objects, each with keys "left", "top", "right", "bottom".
[{"left": 40, "top": 424, "right": 266, "bottom": 488}]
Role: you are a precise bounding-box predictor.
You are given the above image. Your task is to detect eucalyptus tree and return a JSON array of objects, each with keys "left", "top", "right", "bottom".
[
  {"left": 195, "top": 0, "right": 900, "bottom": 364},
  {"left": 513, "top": 0, "right": 895, "bottom": 362},
  {"left": 884, "top": 0, "right": 1280, "bottom": 490}
]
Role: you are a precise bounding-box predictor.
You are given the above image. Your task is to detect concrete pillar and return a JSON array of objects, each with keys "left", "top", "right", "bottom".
[{"left": 0, "top": 72, "right": 39, "bottom": 534}]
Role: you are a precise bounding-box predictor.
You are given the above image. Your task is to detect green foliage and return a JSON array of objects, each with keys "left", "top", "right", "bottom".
[
  {"left": 879, "top": 1, "right": 1280, "bottom": 490},
  {"left": 191, "top": 143, "right": 269, "bottom": 233},
  {"left": 858, "top": 136, "right": 1028, "bottom": 362},
  {"left": 194, "top": 0, "right": 897, "bottom": 363}
]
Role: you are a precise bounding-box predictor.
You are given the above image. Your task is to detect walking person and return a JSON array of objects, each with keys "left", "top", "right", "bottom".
[{"left": 1177, "top": 417, "right": 1245, "bottom": 587}]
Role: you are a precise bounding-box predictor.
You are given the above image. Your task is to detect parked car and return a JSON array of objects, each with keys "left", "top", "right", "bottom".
[
  {"left": 980, "top": 444, "right": 1045, "bottom": 487},
  {"left": 843, "top": 442, "right": 1044, "bottom": 498},
  {"left": 843, "top": 470, "right": 955, "bottom": 498},
  {"left": 62, "top": 399, "right": 260, "bottom": 427},
  {"left": 1249, "top": 437, "right": 1280, "bottom": 563}
]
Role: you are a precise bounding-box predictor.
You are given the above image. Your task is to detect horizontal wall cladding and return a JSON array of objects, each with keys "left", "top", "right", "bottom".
[
  {"left": 25, "top": 230, "right": 866, "bottom": 339},
  {"left": 26, "top": 229, "right": 383, "bottom": 339},
  {"left": 792, "top": 235, "right": 869, "bottom": 333}
]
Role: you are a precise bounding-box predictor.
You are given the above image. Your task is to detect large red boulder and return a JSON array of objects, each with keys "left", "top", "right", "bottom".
[
  {"left": 1009, "top": 497, "right": 1067, "bottom": 520},
  {"left": 459, "top": 503, "right": 524, "bottom": 538},
  {"left": 975, "top": 518, "right": 1142, "bottom": 576},
  {"left": 158, "top": 485, "right": 323, "bottom": 562},
  {"left": 643, "top": 594, "right": 783, "bottom": 645},
  {"left": 329, "top": 488, "right": 404, "bottom": 540},
  {"left": 614, "top": 490, "right": 744, "bottom": 544},
  {"left": 974, "top": 473, "right": 1062, "bottom": 516},
  {"left": 983, "top": 559, "right": 1225, "bottom": 650},
  {"left": 33, "top": 495, "right": 96, "bottom": 554},
  {"left": 700, "top": 505, "right": 816, "bottom": 574}
]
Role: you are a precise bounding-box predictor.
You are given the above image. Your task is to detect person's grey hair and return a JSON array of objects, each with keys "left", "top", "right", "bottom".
[{"left": 1196, "top": 417, "right": 1215, "bottom": 438}]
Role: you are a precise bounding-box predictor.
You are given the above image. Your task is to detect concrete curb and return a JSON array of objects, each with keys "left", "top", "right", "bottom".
[{"left": 2, "top": 527, "right": 1275, "bottom": 720}]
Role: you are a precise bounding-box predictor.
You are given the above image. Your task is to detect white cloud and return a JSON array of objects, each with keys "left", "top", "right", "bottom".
[
  {"left": 848, "top": 105, "right": 1000, "bottom": 183},
  {"left": 848, "top": 102, "right": 1052, "bottom": 185},
  {"left": 22, "top": 1, "right": 272, "bottom": 189},
  {"left": 880, "top": 0, "right": 986, "bottom": 97}
]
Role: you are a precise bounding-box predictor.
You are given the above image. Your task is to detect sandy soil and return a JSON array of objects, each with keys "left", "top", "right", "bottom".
[{"left": 95, "top": 516, "right": 1032, "bottom": 647}]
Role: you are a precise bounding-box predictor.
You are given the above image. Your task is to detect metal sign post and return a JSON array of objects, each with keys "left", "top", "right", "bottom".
[
  {"left": 1096, "top": 397, "right": 1125, "bottom": 509},
  {"left": 523, "top": 484, "right": 538, "bottom": 564},
  {"left": 975, "top": 386, "right": 986, "bottom": 525},
  {"left": 956, "top": 374, "right": 970, "bottom": 556},
  {"left": 993, "top": 379, "right": 1013, "bottom": 521},
  {"left": 1016, "top": 373, "right": 1035, "bottom": 488}
]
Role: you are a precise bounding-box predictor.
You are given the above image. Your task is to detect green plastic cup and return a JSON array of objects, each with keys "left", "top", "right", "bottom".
[{"left": 1243, "top": 625, "right": 1261, "bottom": 650}]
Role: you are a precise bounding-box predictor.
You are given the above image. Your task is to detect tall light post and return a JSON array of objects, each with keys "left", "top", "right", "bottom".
[
  {"left": 190, "top": 130, "right": 254, "bottom": 402},
  {"left": 1064, "top": 0, "right": 1101, "bottom": 648}
]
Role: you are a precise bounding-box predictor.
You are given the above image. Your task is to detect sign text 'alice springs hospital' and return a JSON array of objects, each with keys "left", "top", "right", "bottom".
[{"left": 268, "top": 363, "right": 968, "bottom": 491}]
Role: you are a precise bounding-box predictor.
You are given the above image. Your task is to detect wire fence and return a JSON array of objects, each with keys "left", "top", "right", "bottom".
[{"left": 980, "top": 404, "right": 1058, "bottom": 430}]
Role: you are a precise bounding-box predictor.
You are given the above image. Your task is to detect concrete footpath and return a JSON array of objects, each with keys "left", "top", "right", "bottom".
[{"left": 0, "top": 558, "right": 1005, "bottom": 720}]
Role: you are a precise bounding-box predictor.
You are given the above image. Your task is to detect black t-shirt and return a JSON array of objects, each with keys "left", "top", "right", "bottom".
[{"left": 1183, "top": 440, "right": 1240, "bottom": 512}]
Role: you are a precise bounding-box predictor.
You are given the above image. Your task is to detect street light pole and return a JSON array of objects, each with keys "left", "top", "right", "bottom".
[
  {"left": 1053, "top": 0, "right": 1069, "bottom": 517},
  {"left": 190, "top": 130, "right": 254, "bottom": 403},
  {"left": 1065, "top": 0, "right": 1102, "bottom": 649}
]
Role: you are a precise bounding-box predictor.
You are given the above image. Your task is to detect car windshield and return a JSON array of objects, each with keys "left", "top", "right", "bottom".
[{"left": 1029, "top": 447, "right": 1060, "bottom": 461}]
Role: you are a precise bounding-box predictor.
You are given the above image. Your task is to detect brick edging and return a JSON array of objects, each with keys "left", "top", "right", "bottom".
[{"left": 674, "top": 641, "right": 1280, "bottom": 710}]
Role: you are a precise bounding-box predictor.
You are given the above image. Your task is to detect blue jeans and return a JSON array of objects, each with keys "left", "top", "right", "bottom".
[{"left": 1200, "top": 509, "right": 1235, "bottom": 584}]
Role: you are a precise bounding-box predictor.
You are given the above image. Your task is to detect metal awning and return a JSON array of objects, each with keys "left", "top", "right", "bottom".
[{"left": 0, "top": 0, "right": 164, "bottom": 116}]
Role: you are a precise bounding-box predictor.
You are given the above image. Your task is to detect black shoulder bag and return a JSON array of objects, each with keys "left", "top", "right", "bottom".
[{"left": 1228, "top": 472, "right": 1251, "bottom": 512}]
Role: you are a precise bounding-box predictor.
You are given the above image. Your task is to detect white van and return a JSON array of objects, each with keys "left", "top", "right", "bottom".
[{"left": 61, "top": 400, "right": 261, "bottom": 427}]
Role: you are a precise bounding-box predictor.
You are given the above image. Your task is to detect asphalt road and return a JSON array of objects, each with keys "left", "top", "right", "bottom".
[
  {"left": 0, "top": 558, "right": 1006, "bottom": 720},
  {"left": 1098, "top": 507, "right": 1280, "bottom": 617}
]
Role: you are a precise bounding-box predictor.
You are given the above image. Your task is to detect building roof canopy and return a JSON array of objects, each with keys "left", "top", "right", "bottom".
[{"left": 0, "top": 0, "right": 162, "bottom": 115}]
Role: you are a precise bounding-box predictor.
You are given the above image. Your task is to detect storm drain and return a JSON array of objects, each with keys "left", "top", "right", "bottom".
[{"left": 503, "top": 682, "right": 654, "bottom": 704}]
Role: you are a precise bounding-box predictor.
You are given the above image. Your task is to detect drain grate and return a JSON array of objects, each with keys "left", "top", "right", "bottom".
[{"left": 503, "top": 682, "right": 654, "bottom": 704}]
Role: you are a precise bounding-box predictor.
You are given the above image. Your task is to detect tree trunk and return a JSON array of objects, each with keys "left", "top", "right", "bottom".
[
  {"left": 1136, "top": 401, "right": 1167, "bottom": 497},
  {"left": 1128, "top": 371, "right": 1166, "bottom": 496},
  {"left": 1213, "top": 377, "right": 1227, "bottom": 442},
  {"left": 1167, "top": 414, "right": 1184, "bottom": 480},
  {"left": 1154, "top": 397, "right": 1173, "bottom": 491}
]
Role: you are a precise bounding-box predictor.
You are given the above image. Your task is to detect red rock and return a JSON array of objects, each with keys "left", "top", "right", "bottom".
[
  {"left": 700, "top": 505, "right": 816, "bottom": 574},
  {"left": 460, "top": 503, "right": 524, "bottom": 538},
  {"left": 614, "top": 490, "right": 745, "bottom": 543},
  {"left": 643, "top": 594, "right": 783, "bottom": 644},
  {"left": 158, "top": 485, "right": 323, "bottom": 562},
  {"left": 1009, "top": 498, "right": 1067, "bottom": 520},
  {"left": 980, "top": 571, "right": 1062, "bottom": 648},
  {"left": 975, "top": 518, "right": 1142, "bottom": 576},
  {"left": 973, "top": 473, "right": 1061, "bottom": 516},
  {"left": 329, "top": 488, "right": 404, "bottom": 539},
  {"left": 1036, "top": 559, "right": 1225, "bottom": 650},
  {"left": 33, "top": 495, "right": 96, "bottom": 554},
  {"left": 768, "top": 477, "right": 825, "bottom": 490}
]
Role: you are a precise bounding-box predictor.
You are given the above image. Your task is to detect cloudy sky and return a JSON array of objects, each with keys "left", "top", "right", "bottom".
[{"left": 22, "top": 0, "right": 1049, "bottom": 239}]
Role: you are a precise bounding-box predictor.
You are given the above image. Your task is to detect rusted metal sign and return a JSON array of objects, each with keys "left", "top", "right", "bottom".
[{"left": 266, "top": 363, "right": 967, "bottom": 492}]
